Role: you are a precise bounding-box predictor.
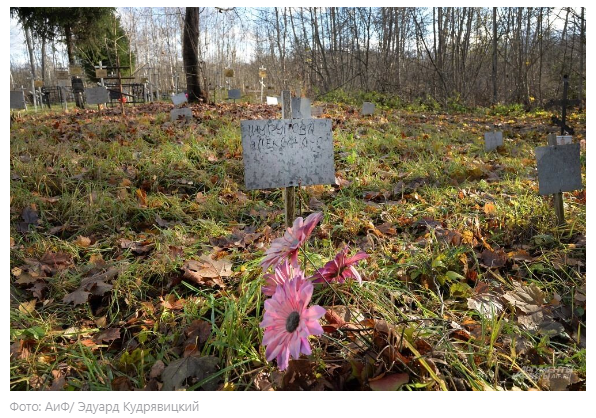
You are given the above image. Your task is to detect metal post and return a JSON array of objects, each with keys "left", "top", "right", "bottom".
[
  {"left": 30, "top": 76, "right": 37, "bottom": 111},
  {"left": 547, "top": 133, "right": 565, "bottom": 226},
  {"left": 281, "top": 90, "right": 296, "bottom": 227}
]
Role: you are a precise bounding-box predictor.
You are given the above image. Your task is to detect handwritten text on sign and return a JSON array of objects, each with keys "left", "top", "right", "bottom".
[{"left": 241, "top": 119, "right": 335, "bottom": 190}]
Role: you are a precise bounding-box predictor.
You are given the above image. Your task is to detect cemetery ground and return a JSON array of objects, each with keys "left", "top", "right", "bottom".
[{"left": 9, "top": 100, "right": 586, "bottom": 391}]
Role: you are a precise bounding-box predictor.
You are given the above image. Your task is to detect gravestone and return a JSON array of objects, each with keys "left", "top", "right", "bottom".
[
  {"left": 266, "top": 96, "right": 278, "bottom": 105},
  {"left": 85, "top": 87, "right": 109, "bottom": 105},
  {"left": 10, "top": 91, "right": 26, "bottom": 109},
  {"left": 240, "top": 118, "right": 335, "bottom": 190},
  {"left": 535, "top": 143, "right": 583, "bottom": 195},
  {"left": 291, "top": 98, "right": 311, "bottom": 119},
  {"left": 311, "top": 106, "right": 324, "bottom": 117},
  {"left": 228, "top": 89, "right": 241, "bottom": 100},
  {"left": 362, "top": 102, "right": 375, "bottom": 115},
  {"left": 171, "top": 92, "right": 187, "bottom": 106},
  {"left": 556, "top": 135, "right": 572, "bottom": 145},
  {"left": 484, "top": 131, "right": 504, "bottom": 151},
  {"left": 72, "top": 77, "right": 85, "bottom": 94},
  {"left": 170, "top": 107, "right": 193, "bottom": 121},
  {"left": 57, "top": 79, "right": 69, "bottom": 88}
]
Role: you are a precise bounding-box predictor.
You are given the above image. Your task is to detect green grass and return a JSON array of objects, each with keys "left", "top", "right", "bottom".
[{"left": 10, "top": 101, "right": 586, "bottom": 391}]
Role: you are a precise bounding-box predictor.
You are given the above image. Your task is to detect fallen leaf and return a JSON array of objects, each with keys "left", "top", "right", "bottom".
[
  {"left": 135, "top": 188, "right": 147, "bottom": 206},
  {"left": 161, "top": 356, "right": 219, "bottom": 391},
  {"left": 479, "top": 248, "right": 507, "bottom": 268},
  {"left": 181, "top": 255, "right": 232, "bottom": 288},
  {"left": 94, "top": 328, "right": 121, "bottom": 343},
  {"left": 150, "top": 360, "right": 165, "bottom": 379},
  {"left": 119, "top": 238, "right": 154, "bottom": 255},
  {"left": 184, "top": 320, "right": 212, "bottom": 345},
  {"left": 483, "top": 202, "right": 496, "bottom": 215},
  {"left": 49, "top": 370, "right": 66, "bottom": 391},
  {"left": 538, "top": 368, "right": 581, "bottom": 391},
  {"left": 160, "top": 294, "right": 186, "bottom": 310},
  {"left": 40, "top": 252, "right": 73, "bottom": 270},
  {"left": 369, "top": 373, "right": 409, "bottom": 391},
  {"left": 75, "top": 236, "right": 92, "bottom": 247},
  {"left": 18, "top": 299, "right": 37, "bottom": 315},
  {"left": 111, "top": 376, "right": 133, "bottom": 391},
  {"left": 503, "top": 283, "right": 544, "bottom": 314}
]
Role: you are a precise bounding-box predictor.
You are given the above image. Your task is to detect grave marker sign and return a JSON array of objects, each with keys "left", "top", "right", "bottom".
[
  {"left": 362, "top": 102, "right": 375, "bottom": 115},
  {"left": 535, "top": 143, "right": 583, "bottom": 195},
  {"left": 95, "top": 69, "right": 108, "bottom": 78},
  {"left": 171, "top": 92, "right": 187, "bottom": 106},
  {"left": 240, "top": 119, "right": 335, "bottom": 190},
  {"left": 266, "top": 96, "right": 278, "bottom": 105},
  {"left": 228, "top": 89, "right": 241, "bottom": 100},
  {"left": 85, "top": 87, "right": 109, "bottom": 105},
  {"left": 170, "top": 108, "right": 193, "bottom": 121},
  {"left": 311, "top": 106, "right": 324, "bottom": 117},
  {"left": 484, "top": 131, "right": 504, "bottom": 151},
  {"left": 10, "top": 91, "right": 26, "bottom": 109},
  {"left": 556, "top": 135, "right": 572, "bottom": 145},
  {"left": 291, "top": 98, "right": 311, "bottom": 119}
]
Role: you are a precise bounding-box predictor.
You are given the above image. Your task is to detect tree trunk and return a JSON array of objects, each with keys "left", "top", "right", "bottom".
[
  {"left": 183, "top": 7, "right": 206, "bottom": 103},
  {"left": 24, "top": 26, "right": 36, "bottom": 79},
  {"left": 579, "top": 7, "right": 584, "bottom": 110},
  {"left": 492, "top": 7, "right": 497, "bottom": 104}
]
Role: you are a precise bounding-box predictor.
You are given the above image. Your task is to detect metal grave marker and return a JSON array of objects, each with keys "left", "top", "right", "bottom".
[
  {"left": 34, "top": 80, "right": 43, "bottom": 88},
  {"left": 95, "top": 69, "right": 108, "bottom": 78},
  {"left": 170, "top": 107, "right": 193, "bottom": 121},
  {"left": 311, "top": 106, "right": 324, "bottom": 117},
  {"left": 10, "top": 91, "right": 26, "bottom": 109},
  {"left": 484, "top": 131, "right": 504, "bottom": 151},
  {"left": 266, "top": 96, "right": 278, "bottom": 105},
  {"left": 535, "top": 143, "right": 583, "bottom": 195},
  {"left": 85, "top": 87, "right": 109, "bottom": 105},
  {"left": 291, "top": 98, "right": 311, "bottom": 119},
  {"left": 362, "top": 102, "right": 375, "bottom": 115},
  {"left": 240, "top": 118, "right": 335, "bottom": 190},
  {"left": 56, "top": 70, "right": 69, "bottom": 80},
  {"left": 556, "top": 135, "right": 572, "bottom": 145},
  {"left": 228, "top": 89, "right": 241, "bottom": 100},
  {"left": 171, "top": 92, "right": 187, "bottom": 106},
  {"left": 70, "top": 65, "right": 83, "bottom": 76}
]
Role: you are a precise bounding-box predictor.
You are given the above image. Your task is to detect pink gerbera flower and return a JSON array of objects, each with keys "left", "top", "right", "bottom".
[
  {"left": 259, "top": 276, "right": 325, "bottom": 371},
  {"left": 311, "top": 245, "right": 369, "bottom": 285},
  {"left": 260, "top": 212, "right": 323, "bottom": 271},
  {"left": 262, "top": 259, "right": 300, "bottom": 297}
]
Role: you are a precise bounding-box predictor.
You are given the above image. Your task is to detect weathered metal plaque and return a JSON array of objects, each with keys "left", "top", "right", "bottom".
[
  {"left": 266, "top": 96, "right": 278, "bottom": 105},
  {"left": 170, "top": 107, "right": 193, "bottom": 121},
  {"left": 34, "top": 80, "right": 43, "bottom": 88},
  {"left": 259, "top": 69, "right": 267, "bottom": 78},
  {"left": 171, "top": 92, "right": 187, "bottom": 105},
  {"left": 85, "top": 87, "right": 109, "bottom": 105},
  {"left": 224, "top": 68, "right": 234, "bottom": 78},
  {"left": 362, "top": 102, "right": 375, "bottom": 115},
  {"left": 556, "top": 135, "right": 572, "bottom": 145},
  {"left": 291, "top": 98, "right": 311, "bottom": 119},
  {"left": 484, "top": 131, "right": 503, "bottom": 151},
  {"left": 311, "top": 106, "right": 324, "bottom": 117},
  {"left": 535, "top": 144, "right": 583, "bottom": 195},
  {"left": 228, "top": 89, "right": 241, "bottom": 100},
  {"left": 241, "top": 119, "right": 335, "bottom": 190},
  {"left": 140, "top": 77, "right": 148, "bottom": 83},
  {"left": 95, "top": 69, "right": 108, "bottom": 78},
  {"left": 10, "top": 91, "right": 26, "bottom": 109},
  {"left": 56, "top": 70, "right": 69, "bottom": 80},
  {"left": 70, "top": 65, "right": 83, "bottom": 76}
]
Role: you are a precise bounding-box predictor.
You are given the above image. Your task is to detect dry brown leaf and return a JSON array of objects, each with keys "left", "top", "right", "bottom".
[
  {"left": 479, "top": 248, "right": 507, "bottom": 268},
  {"left": 150, "top": 360, "right": 165, "bottom": 379},
  {"left": 63, "top": 289, "right": 91, "bottom": 306},
  {"left": 94, "top": 328, "right": 121, "bottom": 343},
  {"left": 40, "top": 252, "right": 73, "bottom": 270},
  {"left": 483, "top": 202, "right": 496, "bottom": 215},
  {"left": 75, "top": 236, "right": 92, "bottom": 247},
  {"left": 181, "top": 255, "right": 232, "bottom": 288},
  {"left": 18, "top": 299, "right": 37, "bottom": 315}
]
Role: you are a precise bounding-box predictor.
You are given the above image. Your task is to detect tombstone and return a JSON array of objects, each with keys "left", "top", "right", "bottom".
[
  {"left": 240, "top": 119, "right": 335, "bottom": 190},
  {"left": 535, "top": 144, "right": 583, "bottom": 195},
  {"left": 362, "top": 102, "right": 375, "bottom": 115},
  {"left": 228, "top": 89, "right": 241, "bottom": 100},
  {"left": 85, "top": 87, "right": 109, "bottom": 105},
  {"left": 311, "top": 106, "right": 324, "bottom": 117},
  {"left": 57, "top": 79, "right": 70, "bottom": 88},
  {"left": 171, "top": 92, "right": 187, "bottom": 106},
  {"left": 484, "top": 131, "right": 504, "bottom": 151},
  {"left": 170, "top": 107, "right": 193, "bottom": 122},
  {"left": 291, "top": 98, "right": 311, "bottom": 119},
  {"left": 556, "top": 135, "right": 572, "bottom": 145},
  {"left": 10, "top": 91, "right": 26, "bottom": 110},
  {"left": 266, "top": 96, "right": 278, "bottom": 105}
]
